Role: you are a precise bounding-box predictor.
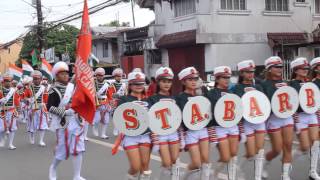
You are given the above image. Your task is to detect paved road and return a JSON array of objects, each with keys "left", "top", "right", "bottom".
[{"left": 0, "top": 122, "right": 313, "bottom": 180}]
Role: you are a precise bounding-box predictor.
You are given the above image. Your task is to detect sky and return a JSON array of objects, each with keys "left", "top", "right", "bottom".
[{"left": 0, "top": 0, "right": 155, "bottom": 43}]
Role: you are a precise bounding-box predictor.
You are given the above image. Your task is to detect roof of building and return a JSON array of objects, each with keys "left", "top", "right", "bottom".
[
  {"left": 156, "top": 30, "right": 196, "bottom": 48},
  {"left": 267, "top": 32, "right": 309, "bottom": 47},
  {"left": 0, "top": 38, "right": 23, "bottom": 50},
  {"left": 92, "top": 26, "right": 132, "bottom": 40}
]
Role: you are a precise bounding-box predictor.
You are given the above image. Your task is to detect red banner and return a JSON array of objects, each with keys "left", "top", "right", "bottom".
[{"left": 71, "top": 0, "right": 96, "bottom": 124}]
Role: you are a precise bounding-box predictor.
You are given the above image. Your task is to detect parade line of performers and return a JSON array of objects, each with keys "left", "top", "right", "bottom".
[{"left": 1, "top": 56, "right": 320, "bottom": 180}]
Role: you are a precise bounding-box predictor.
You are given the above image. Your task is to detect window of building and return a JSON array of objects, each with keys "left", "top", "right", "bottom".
[
  {"left": 315, "top": 48, "right": 320, "bottom": 57},
  {"left": 174, "top": 0, "right": 196, "bottom": 17},
  {"left": 103, "top": 42, "right": 108, "bottom": 58},
  {"left": 221, "top": 0, "right": 246, "bottom": 10},
  {"left": 296, "top": 0, "right": 305, "bottom": 2},
  {"left": 315, "top": 0, "right": 320, "bottom": 14},
  {"left": 265, "top": 0, "right": 289, "bottom": 11}
]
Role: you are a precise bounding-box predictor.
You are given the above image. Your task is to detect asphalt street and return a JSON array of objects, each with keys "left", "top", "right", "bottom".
[{"left": 0, "top": 122, "right": 313, "bottom": 180}]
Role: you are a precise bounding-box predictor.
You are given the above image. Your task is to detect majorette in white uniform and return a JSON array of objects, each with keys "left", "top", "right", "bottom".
[
  {"left": 24, "top": 70, "right": 49, "bottom": 146},
  {"left": 21, "top": 76, "right": 33, "bottom": 124},
  {"left": 261, "top": 56, "right": 294, "bottom": 180},
  {"left": 48, "top": 62, "right": 86, "bottom": 180},
  {"left": 232, "top": 60, "right": 266, "bottom": 180},
  {"left": 92, "top": 67, "right": 112, "bottom": 139},
  {"left": 0, "top": 73, "right": 20, "bottom": 150},
  {"left": 109, "top": 68, "right": 127, "bottom": 136},
  {"left": 289, "top": 57, "right": 320, "bottom": 180}
]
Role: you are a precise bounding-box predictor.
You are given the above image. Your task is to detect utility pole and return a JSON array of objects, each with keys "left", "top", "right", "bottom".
[
  {"left": 130, "top": 0, "right": 136, "bottom": 27},
  {"left": 36, "top": 0, "right": 44, "bottom": 51}
]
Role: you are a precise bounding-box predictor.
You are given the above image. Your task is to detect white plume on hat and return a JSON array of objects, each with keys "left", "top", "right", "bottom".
[{"left": 52, "top": 61, "right": 69, "bottom": 79}]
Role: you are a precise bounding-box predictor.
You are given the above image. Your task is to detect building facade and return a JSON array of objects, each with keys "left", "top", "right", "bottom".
[
  {"left": 137, "top": 0, "right": 320, "bottom": 92},
  {"left": 0, "top": 39, "right": 23, "bottom": 74}
]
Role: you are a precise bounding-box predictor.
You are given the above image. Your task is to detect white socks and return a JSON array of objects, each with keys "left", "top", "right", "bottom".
[
  {"left": 39, "top": 130, "right": 46, "bottom": 146},
  {"left": 100, "top": 124, "right": 108, "bottom": 139},
  {"left": 281, "top": 163, "right": 292, "bottom": 180},
  {"left": 49, "top": 158, "right": 61, "bottom": 180},
  {"left": 83, "top": 123, "right": 89, "bottom": 141},
  {"left": 201, "top": 163, "right": 211, "bottom": 180},
  {"left": 310, "top": 141, "right": 320, "bottom": 179},
  {"left": 255, "top": 149, "right": 265, "bottom": 180},
  {"left": 227, "top": 156, "right": 238, "bottom": 180},
  {"left": 171, "top": 164, "right": 180, "bottom": 180},
  {"left": 29, "top": 133, "right": 35, "bottom": 144},
  {"left": 8, "top": 131, "right": 15, "bottom": 149},
  {"left": 72, "top": 153, "right": 84, "bottom": 180}
]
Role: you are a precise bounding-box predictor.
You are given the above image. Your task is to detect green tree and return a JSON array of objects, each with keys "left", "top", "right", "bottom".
[{"left": 20, "top": 24, "right": 79, "bottom": 64}]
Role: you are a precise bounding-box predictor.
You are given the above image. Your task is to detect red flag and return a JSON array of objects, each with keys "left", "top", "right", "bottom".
[{"left": 71, "top": 0, "right": 96, "bottom": 124}]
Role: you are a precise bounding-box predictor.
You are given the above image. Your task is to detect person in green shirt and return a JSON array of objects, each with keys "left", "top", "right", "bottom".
[
  {"left": 260, "top": 56, "right": 294, "bottom": 180},
  {"left": 289, "top": 57, "right": 320, "bottom": 180},
  {"left": 231, "top": 60, "right": 265, "bottom": 180}
]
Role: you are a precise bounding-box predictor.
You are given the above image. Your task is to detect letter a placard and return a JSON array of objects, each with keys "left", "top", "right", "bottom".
[
  {"left": 183, "top": 96, "right": 211, "bottom": 130},
  {"left": 271, "top": 86, "right": 299, "bottom": 118},
  {"left": 242, "top": 91, "right": 271, "bottom": 124},
  {"left": 113, "top": 102, "right": 149, "bottom": 136},
  {"left": 299, "top": 82, "right": 320, "bottom": 114},
  {"left": 148, "top": 101, "right": 182, "bottom": 135},
  {"left": 214, "top": 94, "right": 243, "bottom": 128}
]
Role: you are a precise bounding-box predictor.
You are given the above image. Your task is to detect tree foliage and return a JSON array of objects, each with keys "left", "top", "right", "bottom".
[{"left": 20, "top": 24, "right": 79, "bottom": 63}]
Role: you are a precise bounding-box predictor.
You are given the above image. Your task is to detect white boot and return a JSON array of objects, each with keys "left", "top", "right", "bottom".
[
  {"left": 39, "top": 130, "right": 46, "bottom": 147},
  {"left": 227, "top": 156, "right": 238, "bottom": 180},
  {"left": 0, "top": 132, "right": 5, "bottom": 147},
  {"left": 49, "top": 158, "right": 61, "bottom": 180},
  {"left": 72, "top": 153, "right": 86, "bottom": 180},
  {"left": 183, "top": 168, "right": 200, "bottom": 180},
  {"left": 159, "top": 167, "right": 171, "bottom": 180},
  {"left": 139, "top": 170, "right": 152, "bottom": 180},
  {"left": 281, "top": 163, "right": 292, "bottom": 180},
  {"left": 92, "top": 125, "right": 99, "bottom": 137},
  {"left": 113, "top": 128, "right": 119, "bottom": 136},
  {"left": 255, "top": 149, "right": 264, "bottom": 180},
  {"left": 29, "top": 132, "right": 35, "bottom": 145},
  {"left": 100, "top": 124, "right": 109, "bottom": 139},
  {"left": 171, "top": 164, "right": 180, "bottom": 180},
  {"left": 213, "top": 162, "right": 226, "bottom": 179},
  {"left": 201, "top": 163, "right": 211, "bottom": 180},
  {"left": 126, "top": 173, "right": 139, "bottom": 180},
  {"left": 309, "top": 141, "right": 320, "bottom": 180},
  {"left": 8, "top": 131, "right": 16, "bottom": 150},
  {"left": 84, "top": 122, "right": 89, "bottom": 141},
  {"left": 261, "top": 160, "right": 271, "bottom": 179}
]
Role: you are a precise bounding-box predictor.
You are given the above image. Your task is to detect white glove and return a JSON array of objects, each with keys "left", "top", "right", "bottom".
[
  {"left": 65, "top": 108, "right": 75, "bottom": 116},
  {"left": 0, "top": 98, "right": 7, "bottom": 104}
]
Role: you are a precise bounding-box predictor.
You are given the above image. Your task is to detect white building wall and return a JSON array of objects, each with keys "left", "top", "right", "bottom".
[{"left": 93, "top": 41, "right": 113, "bottom": 63}]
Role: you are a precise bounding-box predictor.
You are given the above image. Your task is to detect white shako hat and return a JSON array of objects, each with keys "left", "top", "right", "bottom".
[
  {"left": 237, "top": 60, "right": 255, "bottom": 71},
  {"left": 214, "top": 66, "right": 232, "bottom": 77},
  {"left": 265, "top": 56, "right": 283, "bottom": 69},
  {"left": 310, "top": 57, "right": 320, "bottom": 69},
  {"left": 95, "top": 67, "right": 105, "bottom": 76},
  {"left": 52, "top": 61, "right": 69, "bottom": 79},
  {"left": 112, "top": 68, "right": 123, "bottom": 76},
  {"left": 155, "top": 67, "right": 174, "bottom": 80},
  {"left": 3, "top": 72, "right": 13, "bottom": 81},
  {"left": 178, "top": 67, "right": 199, "bottom": 81},
  {"left": 31, "top": 70, "right": 42, "bottom": 78},
  {"left": 128, "top": 70, "right": 146, "bottom": 84},
  {"left": 290, "top": 57, "right": 309, "bottom": 70}
]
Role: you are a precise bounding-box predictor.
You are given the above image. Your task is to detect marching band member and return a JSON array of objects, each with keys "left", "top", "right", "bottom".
[
  {"left": 118, "top": 70, "right": 151, "bottom": 180},
  {"left": 0, "top": 73, "right": 20, "bottom": 149},
  {"left": 175, "top": 67, "right": 210, "bottom": 180},
  {"left": 261, "top": 56, "right": 294, "bottom": 180},
  {"left": 147, "top": 67, "right": 180, "bottom": 180},
  {"left": 289, "top": 57, "right": 320, "bottom": 180},
  {"left": 16, "top": 82, "right": 25, "bottom": 123},
  {"left": 231, "top": 60, "right": 265, "bottom": 180},
  {"left": 108, "top": 68, "right": 127, "bottom": 136},
  {"left": 92, "top": 68, "right": 111, "bottom": 139},
  {"left": 24, "top": 70, "right": 49, "bottom": 146},
  {"left": 206, "top": 66, "right": 239, "bottom": 180},
  {"left": 48, "top": 62, "right": 86, "bottom": 180}
]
